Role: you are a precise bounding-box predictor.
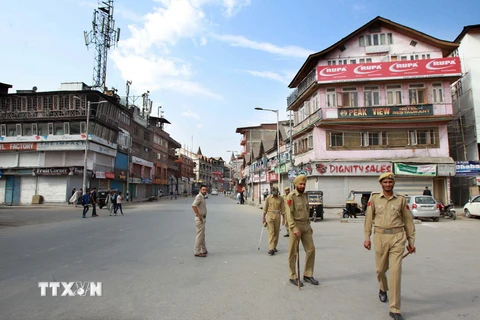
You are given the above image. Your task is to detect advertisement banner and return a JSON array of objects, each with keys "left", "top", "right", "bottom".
[
  {"left": 338, "top": 105, "right": 433, "bottom": 118},
  {"left": 32, "top": 167, "right": 84, "bottom": 176},
  {"left": 437, "top": 164, "right": 456, "bottom": 176},
  {"left": 312, "top": 162, "right": 392, "bottom": 176},
  {"left": 317, "top": 57, "right": 461, "bottom": 83},
  {"left": 0, "top": 143, "right": 37, "bottom": 151},
  {"left": 394, "top": 163, "right": 436, "bottom": 176},
  {"left": 455, "top": 161, "right": 480, "bottom": 176}
]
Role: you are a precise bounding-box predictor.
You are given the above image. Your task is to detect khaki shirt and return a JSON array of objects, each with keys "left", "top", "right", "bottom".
[
  {"left": 285, "top": 190, "right": 310, "bottom": 232},
  {"left": 263, "top": 195, "right": 285, "bottom": 215},
  {"left": 192, "top": 193, "right": 207, "bottom": 217},
  {"left": 364, "top": 192, "right": 415, "bottom": 246}
]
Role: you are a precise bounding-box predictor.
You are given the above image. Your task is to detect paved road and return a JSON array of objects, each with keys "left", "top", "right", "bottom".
[{"left": 0, "top": 195, "right": 479, "bottom": 320}]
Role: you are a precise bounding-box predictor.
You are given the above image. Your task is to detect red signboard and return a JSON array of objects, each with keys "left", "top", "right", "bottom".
[
  {"left": 105, "top": 172, "right": 115, "bottom": 179},
  {"left": 0, "top": 143, "right": 37, "bottom": 150},
  {"left": 316, "top": 57, "right": 461, "bottom": 83}
]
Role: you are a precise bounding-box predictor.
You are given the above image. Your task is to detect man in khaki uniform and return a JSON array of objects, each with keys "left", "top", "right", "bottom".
[
  {"left": 262, "top": 187, "right": 285, "bottom": 255},
  {"left": 285, "top": 175, "right": 319, "bottom": 287},
  {"left": 364, "top": 172, "right": 416, "bottom": 320},
  {"left": 283, "top": 187, "right": 291, "bottom": 237},
  {"left": 192, "top": 184, "right": 208, "bottom": 257}
]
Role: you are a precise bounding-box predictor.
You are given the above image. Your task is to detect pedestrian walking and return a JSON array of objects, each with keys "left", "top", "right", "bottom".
[
  {"left": 364, "top": 172, "right": 416, "bottom": 320},
  {"left": 192, "top": 184, "right": 208, "bottom": 257},
  {"left": 69, "top": 189, "right": 79, "bottom": 207},
  {"left": 262, "top": 187, "right": 285, "bottom": 255},
  {"left": 90, "top": 187, "right": 98, "bottom": 217},
  {"left": 285, "top": 175, "right": 319, "bottom": 287},
  {"left": 69, "top": 188, "right": 76, "bottom": 205},
  {"left": 114, "top": 191, "right": 124, "bottom": 215},
  {"left": 76, "top": 189, "right": 83, "bottom": 207},
  {"left": 283, "top": 187, "right": 291, "bottom": 237},
  {"left": 82, "top": 190, "right": 90, "bottom": 218},
  {"left": 106, "top": 190, "right": 115, "bottom": 216}
]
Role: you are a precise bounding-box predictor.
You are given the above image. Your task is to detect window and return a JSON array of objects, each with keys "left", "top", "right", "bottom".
[
  {"left": 326, "top": 88, "right": 336, "bottom": 107},
  {"left": 36, "top": 97, "right": 44, "bottom": 111},
  {"left": 373, "top": 34, "right": 379, "bottom": 45},
  {"left": 7, "top": 124, "right": 16, "bottom": 137},
  {"left": 23, "top": 124, "right": 32, "bottom": 136},
  {"left": 330, "top": 132, "right": 344, "bottom": 147},
  {"left": 38, "top": 123, "right": 48, "bottom": 136},
  {"left": 361, "top": 131, "right": 388, "bottom": 146},
  {"left": 32, "top": 123, "right": 37, "bottom": 136},
  {"left": 341, "top": 87, "right": 358, "bottom": 107},
  {"left": 64, "top": 122, "right": 70, "bottom": 135},
  {"left": 408, "top": 129, "right": 435, "bottom": 145},
  {"left": 410, "top": 55, "right": 419, "bottom": 60},
  {"left": 70, "top": 122, "right": 80, "bottom": 134},
  {"left": 54, "top": 123, "right": 63, "bottom": 135},
  {"left": 409, "top": 84, "right": 426, "bottom": 104},
  {"left": 432, "top": 83, "right": 444, "bottom": 103},
  {"left": 359, "top": 36, "right": 365, "bottom": 47},
  {"left": 366, "top": 58, "right": 372, "bottom": 63},
  {"left": 364, "top": 86, "right": 380, "bottom": 106},
  {"left": 387, "top": 33, "right": 393, "bottom": 44},
  {"left": 350, "top": 59, "right": 356, "bottom": 64},
  {"left": 21, "top": 97, "right": 27, "bottom": 112},
  {"left": 0, "top": 124, "right": 5, "bottom": 136},
  {"left": 386, "top": 85, "right": 402, "bottom": 105},
  {"left": 312, "top": 92, "right": 319, "bottom": 111},
  {"left": 359, "top": 58, "right": 365, "bottom": 63},
  {"left": 16, "top": 124, "right": 22, "bottom": 136},
  {"left": 80, "top": 121, "right": 86, "bottom": 134},
  {"left": 380, "top": 33, "right": 386, "bottom": 45},
  {"left": 52, "top": 96, "right": 60, "bottom": 111}
]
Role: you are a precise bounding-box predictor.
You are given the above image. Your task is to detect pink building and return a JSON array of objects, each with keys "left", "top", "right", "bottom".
[{"left": 287, "top": 16, "right": 461, "bottom": 206}]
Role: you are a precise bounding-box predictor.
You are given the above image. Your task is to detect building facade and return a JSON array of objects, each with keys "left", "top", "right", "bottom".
[
  {"left": 286, "top": 16, "right": 460, "bottom": 206},
  {"left": 449, "top": 24, "right": 480, "bottom": 205}
]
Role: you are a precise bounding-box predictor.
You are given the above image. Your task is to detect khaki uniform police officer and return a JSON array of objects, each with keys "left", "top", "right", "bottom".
[
  {"left": 262, "top": 187, "right": 285, "bottom": 255},
  {"left": 364, "top": 172, "right": 416, "bottom": 320},
  {"left": 283, "top": 187, "right": 291, "bottom": 237},
  {"left": 285, "top": 175, "right": 319, "bottom": 287}
]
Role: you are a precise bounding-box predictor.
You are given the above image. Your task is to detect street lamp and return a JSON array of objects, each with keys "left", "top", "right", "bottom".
[
  {"left": 74, "top": 97, "right": 108, "bottom": 194},
  {"left": 254, "top": 107, "right": 281, "bottom": 195}
]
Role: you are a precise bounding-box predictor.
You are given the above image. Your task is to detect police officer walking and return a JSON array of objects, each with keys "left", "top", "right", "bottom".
[
  {"left": 262, "top": 187, "right": 285, "bottom": 255},
  {"left": 285, "top": 175, "right": 319, "bottom": 287},
  {"left": 283, "top": 187, "right": 291, "bottom": 237},
  {"left": 364, "top": 172, "right": 416, "bottom": 320}
]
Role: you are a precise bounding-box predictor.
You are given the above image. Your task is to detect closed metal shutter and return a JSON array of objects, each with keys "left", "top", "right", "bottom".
[
  {"left": 37, "top": 176, "right": 67, "bottom": 203},
  {"left": 66, "top": 151, "right": 84, "bottom": 166},
  {"left": 393, "top": 177, "right": 433, "bottom": 196},
  {"left": 20, "top": 176, "right": 36, "bottom": 204},
  {"left": 0, "top": 178, "right": 5, "bottom": 203},
  {"left": 1, "top": 153, "right": 18, "bottom": 167},
  {"left": 19, "top": 152, "right": 40, "bottom": 167},
  {"left": 44, "top": 152, "right": 65, "bottom": 167}
]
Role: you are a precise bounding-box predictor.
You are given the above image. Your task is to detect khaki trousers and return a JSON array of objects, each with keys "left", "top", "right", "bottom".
[
  {"left": 288, "top": 222, "right": 315, "bottom": 279},
  {"left": 194, "top": 217, "right": 207, "bottom": 254},
  {"left": 374, "top": 231, "right": 406, "bottom": 313},
  {"left": 266, "top": 212, "right": 281, "bottom": 250}
]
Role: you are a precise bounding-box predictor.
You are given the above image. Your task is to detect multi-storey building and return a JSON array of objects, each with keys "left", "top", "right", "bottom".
[
  {"left": 235, "top": 124, "right": 276, "bottom": 201},
  {"left": 149, "top": 115, "right": 171, "bottom": 196},
  {"left": 0, "top": 82, "right": 122, "bottom": 204},
  {"left": 175, "top": 147, "right": 195, "bottom": 195},
  {"left": 192, "top": 147, "right": 212, "bottom": 193},
  {"left": 449, "top": 24, "right": 480, "bottom": 205},
  {"left": 210, "top": 157, "right": 225, "bottom": 191},
  {"left": 167, "top": 137, "right": 181, "bottom": 194},
  {"left": 287, "top": 16, "right": 460, "bottom": 206}
]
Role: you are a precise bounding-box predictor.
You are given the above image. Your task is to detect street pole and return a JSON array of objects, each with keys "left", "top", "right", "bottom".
[
  {"left": 276, "top": 110, "right": 280, "bottom": 191},
  {"left": 289, "top": 110, "right": 293, "bottom": 190},
  {"left": 82, "top": 100, "right": 91, "bottom": 194},
  {"left": 126, "top": 146, "right": 130, "bottom": 201}
]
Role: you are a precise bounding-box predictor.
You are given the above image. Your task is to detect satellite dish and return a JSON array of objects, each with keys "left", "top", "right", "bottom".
[{"left": 32, "top": 86, "right": 38, "bottom": 92}]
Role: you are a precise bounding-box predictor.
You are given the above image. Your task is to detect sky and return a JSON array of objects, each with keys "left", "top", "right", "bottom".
[{"left": 1, "top": 0, "right": 479, "bottom": 161}]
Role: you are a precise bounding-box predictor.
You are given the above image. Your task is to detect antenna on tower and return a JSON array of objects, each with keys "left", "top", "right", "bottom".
[
  {"left": 126, "top": 80, "right": 132, "bottom": 108},
  {"left": 84, "top": 0, "right": 120, "bottom": 92}
]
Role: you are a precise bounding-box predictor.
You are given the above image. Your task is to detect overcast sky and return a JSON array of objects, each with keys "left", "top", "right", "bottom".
[{"left": 1, "top": 0, "right": 479, "bottom": 160}]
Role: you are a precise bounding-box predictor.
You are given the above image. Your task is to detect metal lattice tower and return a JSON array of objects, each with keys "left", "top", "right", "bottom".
[{"left": 84, "top": 0, "right": 120, "bottom": 91}]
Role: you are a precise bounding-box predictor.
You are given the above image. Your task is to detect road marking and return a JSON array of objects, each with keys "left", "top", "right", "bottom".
[{"left": 421, "top": 223, "right": 438, "bottom": 228}]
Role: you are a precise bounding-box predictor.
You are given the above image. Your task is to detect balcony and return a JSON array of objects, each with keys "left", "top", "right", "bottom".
[{"left": 287, "top": 68, "right": 317, "bottom": 108}]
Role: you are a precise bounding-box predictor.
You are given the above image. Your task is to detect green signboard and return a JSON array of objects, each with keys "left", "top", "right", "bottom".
[
  {"left": 338, "top": 104, "right": 433, "bottom": 118},
  {"left": 394, "top": 163, "right": 436, "bottom": 176}
]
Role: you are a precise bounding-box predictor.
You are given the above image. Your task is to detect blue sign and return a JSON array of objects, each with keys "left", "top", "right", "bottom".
[
  {"left": 455, "top": 161, "right": 480, "bottom": 176},
  {"left": 141, "top": 178, "right": 152, "bottom": 184},
  {"left": 0, "top": 169, "right": 3, "bottom": 178}
]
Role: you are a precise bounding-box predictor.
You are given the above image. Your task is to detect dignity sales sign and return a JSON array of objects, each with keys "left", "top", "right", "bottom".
[
  {"left": 314, "top": 162, "right": 392, "bottom": 176},
  {"left": 316, "top": 57, "right": 461, "bottom": 83}
]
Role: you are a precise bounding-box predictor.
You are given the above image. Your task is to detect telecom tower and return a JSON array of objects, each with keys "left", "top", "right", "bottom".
[{"left": 84, "top": 0, "right": 120, "bottom": 91}]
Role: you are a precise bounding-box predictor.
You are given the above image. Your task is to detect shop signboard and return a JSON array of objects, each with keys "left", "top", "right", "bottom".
[
  {"left": 455, "top": 161, "right": 480, "bottom": 176},
  {"left": 394, "top": 163, "right": 436, "bottom": 176},
  {"left": 312, "top": 162, "right": 392, "bottom": 176}
]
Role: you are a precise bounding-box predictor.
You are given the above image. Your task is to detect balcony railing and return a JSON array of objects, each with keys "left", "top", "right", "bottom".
[
  {"left": 0, "top": 109, "right": 87, "bottom": 120},
  {"left": 292, "top": 109, "right": 322, "bottom": 135},
  {"left": 287, "top": 68, "right": 317, "bottom": 107}
]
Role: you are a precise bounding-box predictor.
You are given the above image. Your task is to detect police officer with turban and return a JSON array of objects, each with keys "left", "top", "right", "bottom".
[
  {"left": 262, "top": 187, "right": 285, "bottom": 255},
  {"left": 364, "top": 172, "right": 416, "bottom": 320},
  {"left": 285, "top": 175, "right": 319, "bottom": 287}
]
